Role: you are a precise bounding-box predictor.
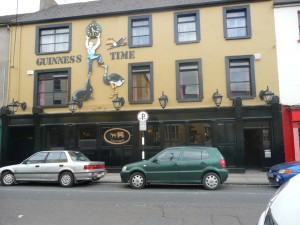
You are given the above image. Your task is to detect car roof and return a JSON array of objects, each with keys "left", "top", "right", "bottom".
[{"left": 270, "top": 174, "right": 300, "bottom": 223}]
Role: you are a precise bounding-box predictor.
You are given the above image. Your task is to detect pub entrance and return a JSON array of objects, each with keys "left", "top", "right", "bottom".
[{"left": 244, "top": 128, "right": 271, "bottom": 170}]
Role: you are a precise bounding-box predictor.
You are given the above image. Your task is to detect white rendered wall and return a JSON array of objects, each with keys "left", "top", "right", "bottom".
[{"left": 274, "top": 6, "right": 300, "bottom": 105}]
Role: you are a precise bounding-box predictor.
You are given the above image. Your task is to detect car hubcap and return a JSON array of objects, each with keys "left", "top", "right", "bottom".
[
  {"left": 3, "top": 174, "right": 14, "bottom": 185},
  {"left": 61, "top": 174, "right": 71, "bottom": 185},
  {"left": 205, "top": 175, "right": 218, "bottom": 188},
  {"left": 132, "top": 175, "right": 144, "bottom": 187}
]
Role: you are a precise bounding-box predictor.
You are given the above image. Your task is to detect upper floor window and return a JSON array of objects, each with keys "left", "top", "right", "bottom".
[
  {"left": 174, "top": 10, "right": 200, "bottom": 44},
  {"left": 223, "top": 5, "right": 251, "bottom": 39},
  {"left": 298, "top": 11, "right": 300, "bottom": 42},
  {"left": 225, "top": 55, "right": 256, "bottom": 99},
  {"left": 35, "top": 23, "right": 72, "bottom": 54},
  {"left": 34, "top": 68, "right": 71, "bottom": 107},
  {"left": 176, "top": 59, "right": 203, "bottom": 102},
  {"left": 128, "top": 62, "right": 153, "bottom": 104},
  {"left": 128, "top": 15, "right": 152, "bottom": 47}
]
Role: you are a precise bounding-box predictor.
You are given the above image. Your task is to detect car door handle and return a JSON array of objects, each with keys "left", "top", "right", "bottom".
[
  {"left": 59, "top": 165, "right": 64, "bottom": 167},
  {"left": 200, "top": 162, "right": 207, "bottom": 165},
  {"left": 35, "top": 165, "right": 40, "bottom": 168}
]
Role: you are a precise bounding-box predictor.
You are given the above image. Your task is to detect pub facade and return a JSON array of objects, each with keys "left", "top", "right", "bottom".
[{"left": 0, "top": 0, "right": 283, "bottom": 172}]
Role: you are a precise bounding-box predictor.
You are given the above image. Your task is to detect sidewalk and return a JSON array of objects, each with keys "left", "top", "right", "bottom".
[{"left": 101, "top": 170, "right": 270, "bottom": 185}]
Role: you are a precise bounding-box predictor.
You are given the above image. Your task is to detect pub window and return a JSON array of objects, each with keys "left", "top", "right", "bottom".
[
  {"left": 189, "top": 123, "right": 212, "bottom": 146},
  {"left": 128, "top": 62, "right": 153, "bottom": 104},
  {"left": 128, "top": 15, "right": 152, "bottom": 47},
  {"left": 34, "top": 68, "right": 71, "bottom": 107},
  {"left": 35, "top": 23, "right": 72, "bottom": 54},
  {"left": 164, "top": 124, "right": 185, "bottom": 147},
  {"left": 223, "top": 5, "right": 251, "bottom": 39},
  {"left": 46, "top": 126, "right": 65, "bottom": 150},
  {"left": 174, "top": 10, "right": 200, "bottom": 44},
  {"left": 145, "top": 124, "right": 161, "bottom": 146},
  {"left": 77, "top": 127, "right": 97, "bottom": 149},
  {"left": 225, "top": 55, "right": 256, "bottom": 99},
  {"left": 176, "top": 59, "right": 203, "bottom": 102}
]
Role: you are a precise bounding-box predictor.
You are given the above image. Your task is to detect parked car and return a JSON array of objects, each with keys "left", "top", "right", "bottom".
[
  {"left": 120, "top": 146, "right": 228, "bottom": 190},
  {"left": 257, "top": 173, "right": 300, "bottom": 225},
  {"left": 267, "top": 161, "right": 300, "bottom": 186},
  {"left": 0, "top": 150, "right": 106, "bottom": 187}
]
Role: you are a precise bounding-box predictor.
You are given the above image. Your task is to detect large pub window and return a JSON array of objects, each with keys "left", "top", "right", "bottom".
[
  {"left": 145, "top": 124, "right": 161, "bottom": 146},
  {"left": 189, "top": 122, "right": 212, "bottom": 145},
  {"left": 46, "top": 126, "right": 65, "bottom": 150},
  {"left": 77, "top": 127, "right": 97, "bottom": 149},
  {"left": 164, "top": 124, "right": 185, "bottom": 147}
]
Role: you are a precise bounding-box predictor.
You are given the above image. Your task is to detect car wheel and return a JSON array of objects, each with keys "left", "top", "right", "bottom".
[
  {"left": 203, "top": 172, "right": 220, "bottom": 190},
  {"left": 59, "top": 171, "right": 74, "bottom": 187},
  {"left": 1, "top": 171, "right": 16, "bottom": 186},
  {"left": 129, "top": 172, "right": 146, "bottom": 189}
]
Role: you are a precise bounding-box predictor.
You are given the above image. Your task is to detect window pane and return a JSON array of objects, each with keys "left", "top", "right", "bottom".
[
  {"left": 178, "top": 22, "right": 196, "bottom": 32},
  {"left": 182, "top": 150, "right": 202, "bottom": 161},
  {"left": 230, "top": 82, "right": 251, "bottom": 97},
  {"left": 226, "top": 9, "right": 248, "bottom": 38},
  {"left": 132, "top": 73, "right": 150, "bottom": 101},
  {"left": 157, "top": 149, "right": 181, "bottom": 162},
  {"left": 164, "top": 124, "right": 185, "bottom": 147},
  {"left": 27, "top": 152, "right": 48, "bottom": 164},
  {"left": 177, "top": 14, "right": 197, "bottom": 42},
  {"left": 189, "top": 123, "right": 212, "bottom": 145},
  {"left": 131, "top": 18, "right": 150, "bottom": 46},
  {"left": 78, "top": 127, "right": 97, "bottom": 149},
  {"left": 46, "top": 127, "right": 65, "bottom": 149},
  {"left": 178, "top": 15, "right": 195, "bottom": 23},
  {"left": 179, "top": 63, "right": 199, "bottom": 99},
  {"left": 145, "top": 124, "right": 160, "bottom": 146}
]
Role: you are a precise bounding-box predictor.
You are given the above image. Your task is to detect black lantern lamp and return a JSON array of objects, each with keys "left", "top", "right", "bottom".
[
  {"left": 67, "top": 99, "right": 83, "bottom": 114},
  {"left": 212, "top": 89, "right": 223, "bottom": 108},
  {"left": 7, "top": 99, "right": 27, "bottom": 114},
  {"left": 259, "top": 86, "right": 274, "bottom": 104},
  {"left": 158, "top": 91, "right": 168, "bottom": 109},
  {"left": 112, "top": 95, "right": 125, "bottom": 111}
]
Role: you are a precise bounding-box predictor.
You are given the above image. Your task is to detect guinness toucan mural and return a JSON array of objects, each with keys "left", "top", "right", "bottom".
[{"left": 72, "top": 21, "right": 126, "bottom": 102}]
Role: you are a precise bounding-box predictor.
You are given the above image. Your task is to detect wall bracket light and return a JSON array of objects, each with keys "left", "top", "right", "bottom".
[
  {"left": 212, "top": 89, "right": 223, "bottom": 108},
  {"left": 67, "top": 99, "right": 83, "bottom": 114},
  {"left": 158, "top": 91, "right": 168, "bottom": 109},
  {"left": 259, "top": 86, "right": 274, "bottom": 104},
  {"left": 112, "top": 95, "right": 125, "bottom": 111},
  {"left": 7, "top": 99, "right": 27, "bottom": 114}
]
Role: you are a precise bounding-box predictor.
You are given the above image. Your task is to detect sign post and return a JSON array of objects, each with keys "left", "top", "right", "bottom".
[{"left": 137, "top": 111, "right": 149, "bottom": 159}]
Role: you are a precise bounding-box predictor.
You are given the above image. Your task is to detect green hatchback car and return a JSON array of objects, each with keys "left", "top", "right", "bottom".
[{"left": 120, "top": 146, "right": 228, "bottom": 190}]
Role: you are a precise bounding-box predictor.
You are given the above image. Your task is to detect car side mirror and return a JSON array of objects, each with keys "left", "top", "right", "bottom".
[
  {"left": 22, "top": 160, "right": 28, "bottom": 164},
  {"left": 152, "top": 158, "right": 159, "bottom": 163}
]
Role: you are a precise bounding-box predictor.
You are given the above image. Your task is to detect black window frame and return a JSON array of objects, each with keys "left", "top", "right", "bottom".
[
  {"left": 128, "top": 62, "right": 154, "bottom": 104},
  {"left": 225, "top": 55, "right": 256, "bottom": 99},
  {"left": 174, "top": 10, "right": 200, "bottom": 44},
  {"left": 35, "top": 23, "right": 72, "bottom": 55},
  {"left": 128, "top": 15, "right": 152, "bottom": 48},
  {"left": 33, "top": 68, "right": 71, "bottom": 108},
  {"left": 223, "top": 5, "right": 251, "bottom": 40},
  {"left": 176, "top": 58, "right": 203, "bottom": 102}
]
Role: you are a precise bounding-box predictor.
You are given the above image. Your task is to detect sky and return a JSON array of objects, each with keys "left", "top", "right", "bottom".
[{"left": 0, "top": 0, "right": 95, "bottom": 16}]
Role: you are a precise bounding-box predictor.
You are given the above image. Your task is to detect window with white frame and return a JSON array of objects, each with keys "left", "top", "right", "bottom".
[
  {"left": 35, "top": 23, "right": 71, "bottom": 54},
  {"left": 128, "top": 15, "right": 152, "bottom": 47},
  {"left": 174, "top": 10, "right": 200, "bottom": 44},
  {"left": 225, "top": 55, "right": 256, "bottom": 99},
  {"left": 223, "top": 5, "right": 251, "bottom": 39}
]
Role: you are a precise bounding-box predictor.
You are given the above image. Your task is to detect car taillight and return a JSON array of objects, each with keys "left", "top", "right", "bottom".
[
  {"left": 219, "top": 159, "right": 226, "bottom": 168},
  {"left": 84, "top": 164, "right": 105, "bottom": 170}
]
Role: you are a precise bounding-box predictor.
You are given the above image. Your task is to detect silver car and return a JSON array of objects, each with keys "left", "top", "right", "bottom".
[{"left": 0, "top": 150, "right": 106, "bottom": 187}]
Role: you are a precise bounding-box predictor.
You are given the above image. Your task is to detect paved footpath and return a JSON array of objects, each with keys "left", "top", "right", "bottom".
[{"left": 101, "top": 170, "right": 270, "bottom": 185}]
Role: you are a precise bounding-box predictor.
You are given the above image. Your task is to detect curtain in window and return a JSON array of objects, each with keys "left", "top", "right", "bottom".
[
  {"left": 40, "top": 28, "right": 69, "bottom": 53},
  {"left": 179, "top": 63, "right": 199, "bottom": 99},
  {"left": 132, "top": 20, "right": 150, "bottom": 45},
  {"left": 178, "top": 15, "right": 196, "bottom": 42},
  {"left": 229, "top": 60, "right": 251, "bottom": 96},
  {"left": 227, "top": 11, "right": 246, "bottom": 37}
]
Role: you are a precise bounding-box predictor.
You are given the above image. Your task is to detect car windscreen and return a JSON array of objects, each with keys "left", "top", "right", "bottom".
[{"left": 69, "top": 151, "right": 90, "bottom": 162}]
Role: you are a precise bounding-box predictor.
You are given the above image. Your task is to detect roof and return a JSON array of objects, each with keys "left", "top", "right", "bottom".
[
  {"left": 0, "top": 14, "right": 31, "bottom": 26},
  {"left": 13, "top": 0, "right": 269, "bottom": 25}
]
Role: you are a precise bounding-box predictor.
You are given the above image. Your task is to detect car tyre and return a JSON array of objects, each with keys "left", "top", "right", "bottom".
[
  {"left": 1, "top": 171, "right": 15, "bottom": 186},
  {"left": 203, "top": 172, "right": 220, "bottom": 190},
  {"left": 129, "top": 172, "right": 146, "bottom": 189},
  {"left": 59, "top": 171, "right": 74, "bottom": 187}
]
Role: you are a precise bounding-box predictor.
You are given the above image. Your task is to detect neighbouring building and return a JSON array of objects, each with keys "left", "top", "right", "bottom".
[
  {"left": 274, "top": 0, "right": 300, "bottom": 162},
  {"left": 0, "top": 0, "right": 284, "bottom": 172}
]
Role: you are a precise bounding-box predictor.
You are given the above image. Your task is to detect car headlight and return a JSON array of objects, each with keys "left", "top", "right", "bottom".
[
  {"left": 122, "top": 166, "right": 127, "bottom": 172},
  {"left": 278, "top": 169, "right": 293, "bottom": 174}
]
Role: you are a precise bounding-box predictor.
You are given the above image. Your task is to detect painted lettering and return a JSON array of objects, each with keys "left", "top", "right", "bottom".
[
  {"left": 110, "top": 51, "right": 135, "bottom": 60},
  {"left": 36, "top": 55, "right": 82, "bottom": 66}
]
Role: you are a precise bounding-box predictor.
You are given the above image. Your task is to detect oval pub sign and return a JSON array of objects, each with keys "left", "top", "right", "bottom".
[{"left": 104, "top": 128, "right": 131, "bottom": 145}]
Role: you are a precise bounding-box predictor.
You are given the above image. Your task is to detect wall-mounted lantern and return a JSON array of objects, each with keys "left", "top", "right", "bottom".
[
  {"left": 158, "top": 91, "right": 168, "bottom": 109},
  {"left": 212, "top": 89, "right": 223, "bottom": 108},
  {"left": 259, "top": 86, "right": 274, "bottom": 104},
  {"left": 112, "top": 95, "right": 125, "bottom": 111},
  {"left": 67, "top": 100, "right": 83, "bottom": 114},
  {"left": 7, "top": 99, "right": 27, "bottom": 114}
]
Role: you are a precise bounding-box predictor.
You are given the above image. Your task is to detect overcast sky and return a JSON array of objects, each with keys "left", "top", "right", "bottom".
[{"left": 0, "top": 0, "right": 95, "bottom": 16}]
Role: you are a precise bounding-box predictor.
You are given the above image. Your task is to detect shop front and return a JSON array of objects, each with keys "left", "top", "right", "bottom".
[{"left": 1, "top": 98, "right": 284, "bottom": 173}]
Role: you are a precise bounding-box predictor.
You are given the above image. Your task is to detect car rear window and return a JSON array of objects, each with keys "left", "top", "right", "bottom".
[
  {"left": 69, "top": 151, "right": 90, "bottom": 162},
  {"left": 182, "top": 149, "right": 210, "bottom": 161},
  {"left": 45, "top": 152, "right": 67, "bottom": 163}
]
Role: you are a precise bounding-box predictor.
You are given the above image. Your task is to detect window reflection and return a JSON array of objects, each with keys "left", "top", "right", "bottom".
[{"left": 189, "top": 123, "right": 212, "bottom": 145}]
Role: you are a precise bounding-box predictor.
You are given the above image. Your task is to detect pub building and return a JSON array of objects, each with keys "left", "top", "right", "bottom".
[{"left": 0, "top": 0, "right": 284, "bottom": 172}]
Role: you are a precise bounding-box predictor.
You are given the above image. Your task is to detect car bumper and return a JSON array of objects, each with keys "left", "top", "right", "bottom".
[
  {"left": 120, "top": 171, "right": 130, "bottom": 183},
  {"left": 267, "top": 171, "right": 284, "bottom": 186},
  {"left": 74, "top": 170, "right": 106, "bottom": 181}
]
